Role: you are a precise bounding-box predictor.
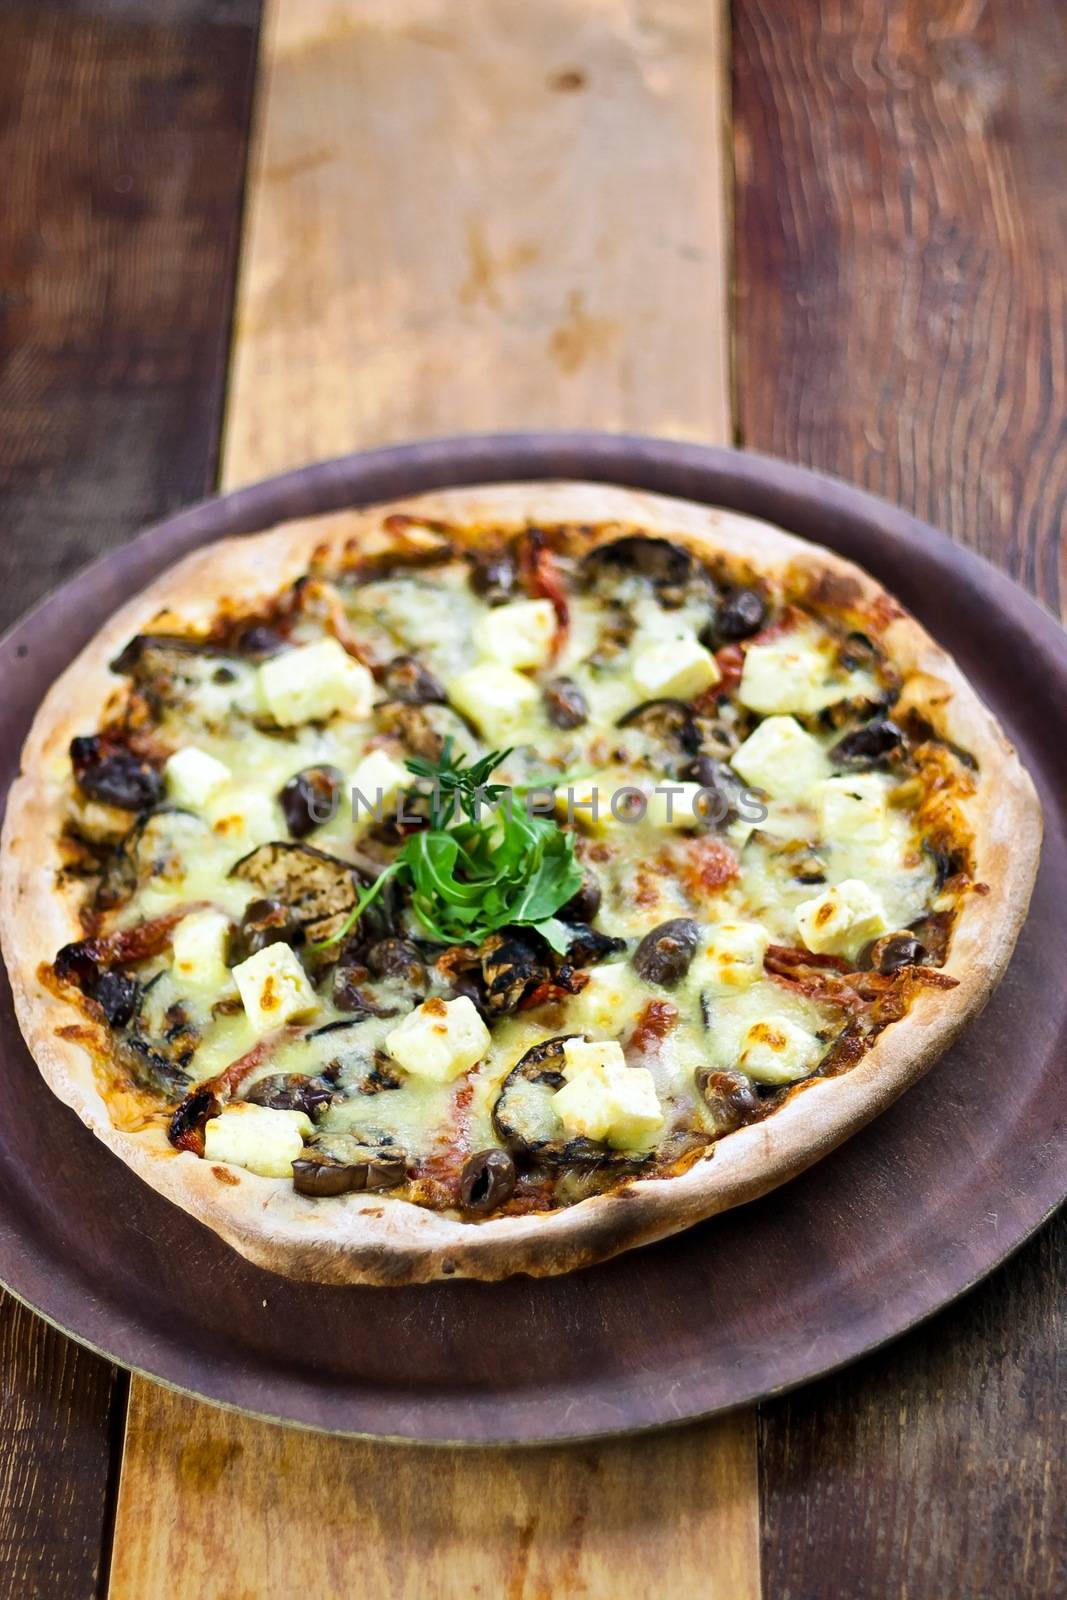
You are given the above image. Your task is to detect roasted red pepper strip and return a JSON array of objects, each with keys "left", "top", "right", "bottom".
[{"left": 519, "top": 528, "right": 569, "bottom": 654}]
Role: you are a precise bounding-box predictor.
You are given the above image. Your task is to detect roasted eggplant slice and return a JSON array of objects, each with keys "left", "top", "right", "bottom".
[
  {"left": 492, "top": 1036, "right": 646, "bottom": 1168},
  {"left": 96, "top": 806, "right": 211, "bottom": 911},
  {"left": 243, "top": 1073, "right": 335, "bottom": 1119},
  {"left": 292, "top": 1131, "right": 408, "bottom": 1196},
  {"left": 230, "top": 841, "right": 368, "bottom": 944},
  {"left": 582, "top": 535, "right": 694, "bottom": 591},
  {"left": 479, "top": 930, "right": 553, "bottom": 1016}
]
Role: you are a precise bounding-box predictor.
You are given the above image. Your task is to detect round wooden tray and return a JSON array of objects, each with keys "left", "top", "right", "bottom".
[{"left": 1, "top": 435, "right": 1063, "bottom": 1445}]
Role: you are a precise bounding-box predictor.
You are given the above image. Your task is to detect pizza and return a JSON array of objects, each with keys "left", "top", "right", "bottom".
[{"left": 0, "top": 483, "right": 1040, "bottom": 1284}]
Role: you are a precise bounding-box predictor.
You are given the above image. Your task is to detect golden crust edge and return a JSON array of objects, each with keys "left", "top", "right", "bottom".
[{"left": 0, "top": 481, "right": 1042, "bottom": 1284}]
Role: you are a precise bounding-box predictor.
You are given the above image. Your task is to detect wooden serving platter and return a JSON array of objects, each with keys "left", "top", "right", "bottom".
[{"left": 0, "top": 433, "right": 1063, "bottom": 1444}]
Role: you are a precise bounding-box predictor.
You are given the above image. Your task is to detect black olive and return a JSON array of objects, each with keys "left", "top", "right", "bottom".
[
  {"left": 332, "top": 968, "right": 402, "bottom": 1016},
  {"left": 244, "top": 1073, "right": 334, "bottom": 1119},
  {"left": 830, "top": 717, "right": 904, "bottom": 769},
  {"left": 70, "top": 736, "right": 163, "bottom": 812},
  {"left": 869, "top": 932, "right": 928, "bottom": 974},
  {"left": 632, "top": 918, "right": 702, "bottom": 987},
  {"left": 543, "top": 677, "right": 589, "bottom": 729},
  {"left": 678, "top": 754, "right": 745, "bottom": 825},
  {"left": 231, "top": 897, "right": 303, "bottom": 963},
  {"left": 379, "top": 655, "right": 447, "bottom": 705},
  {"left": 711, "top": 587, "right": 766, "bottom": 643},
  {"left": 470, "top": 551, "right": 518, "bottom": 604},
  {"left": 459, "top": 1149, "right": 517, "bottom": 1214},
  {"left": 617, "top": 698, "right": 701, "bottom": 754},
  {"left": 839, "top": 631, "right": 879, "bottom": 671},
  {"left": 235, "top": 623, "right": 286, "bottom": 657},
  {"left": 695, "top": 1066, "right": 760, "bottom": 1135},
  {"left": 363, "top": 938, "right": 426, "bottom": 984},
  {"left": 93, "top": 971, "right": 141, "bottom": 1029},
  {"left": 563, "top": 924, "right": 627, "bottom": 968},
  {"left": 279, "top": 765, "right": 343, "bottom": 840},
  {"left": 559, "top": 873, "right": 602, "bottom": 924},
  {"left": 925, "top": 842, "right": 965, "bottom": 890}
]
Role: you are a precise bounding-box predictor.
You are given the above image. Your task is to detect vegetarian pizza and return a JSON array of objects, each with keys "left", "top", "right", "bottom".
[{"left": 0, "top": 484, "right": 1040, "bottom": 1283}]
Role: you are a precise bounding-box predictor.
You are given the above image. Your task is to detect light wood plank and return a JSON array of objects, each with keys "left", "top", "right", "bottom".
[
  {"left": 223, "top": 0, "right": 731, "bottom": 476},
  {"left": 111, "top": 2, "right": 752, "bottom": 1596}
]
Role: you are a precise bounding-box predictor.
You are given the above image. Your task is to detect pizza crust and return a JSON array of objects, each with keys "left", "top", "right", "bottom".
[{"left": 0, "top": 483, "right": 1042, "bottom": 1284}]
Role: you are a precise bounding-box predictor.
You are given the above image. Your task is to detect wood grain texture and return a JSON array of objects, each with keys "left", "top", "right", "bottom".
[
  {"left": 733, "top": 2, "right": 1067, "bottom": 1595},
  {"left": 223, "top": 0, "right": 731, "bottom": 477},
  {"left": 112, "top": 1394, "right": 759, "bottom": 1600},
  {"left": 112, "top": 2, "right": 755, "bottom": 1597},
  {"left": 0, "top": 4, "right": 261, "bottom": 1597}
]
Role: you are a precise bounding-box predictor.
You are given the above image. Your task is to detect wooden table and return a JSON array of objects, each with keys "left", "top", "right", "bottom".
[{"left": 1, "top": 2, "right": 1064, "bottom": 1595}]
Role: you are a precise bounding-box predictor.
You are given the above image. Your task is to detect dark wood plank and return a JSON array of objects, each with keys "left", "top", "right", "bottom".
[
  {"left": 733, "top": 2, "right": 1067, "bottom": 1595},
  {"left": 0, "top": 3, "right": 261, "bottom": 1596}
]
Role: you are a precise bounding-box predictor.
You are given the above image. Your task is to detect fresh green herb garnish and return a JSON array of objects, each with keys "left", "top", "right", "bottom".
[{"left": 314, "top": 741, "right": 582, "bottom": 954}]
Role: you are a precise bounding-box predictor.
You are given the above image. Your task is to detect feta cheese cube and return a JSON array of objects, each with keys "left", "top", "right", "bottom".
[
  {"left": 171, "top": 909, "right": 232, "bottom": 992},
  {"left": 232, "top": 943, "right": 319, "bottom": 1035},
  {"left": 165, "top": 746, "right": 232, "bottom": 809},
  {"left": 796, "top": 878, "right": 888, "bottom": 960},
  {"left": 631, "top": 636, "right": 721, "bottom": 702},
  {"left": 817, "top": 774, "right": 889, "bottom": 844},
  {"left": 568, "top": 962, "right": 646, "bottom": 1034},
  {"left": 259, "top": 638, "right": 373, "bottom": 727},
  {"left": 475, "top": 599, "right": 556, "bottom": 670},
  {"left": 559, "top": 775, "right": 628, "bottom": 834},
  {"left": 738, "top": 639, "right": 837, "bottom": 714},
  {"left": 730, "top": 715, "right": 828, "bottom": 800},
  {"left": 551, "top": 1052, "right": 663, "bottom": 1150},
  {"left": 384, "top": 995, "right": 490, "bottom": 1083},
  {"left": 447, "top": 664, "right": 540, "bottom": 744},
  {"left": 690, "top": 920, "right": 769, "bottom": 996},
  {"left": 645, "top": 782, "right": 709, "bottom": 830},
  {"left": 349, "top": 748, "right": 408, "bottom": 829},
  {"left": 561, "top": 1037, "right": 628, "bottom": 1078},
  {"left": 203, "top": 1102, "right": 312, "bottom": 1178},
  {"left": 738, "top": 1015, "right": 822, "bottom": 1084}
]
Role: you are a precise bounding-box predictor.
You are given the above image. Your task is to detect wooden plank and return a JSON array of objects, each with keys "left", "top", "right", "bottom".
[
  {"left": 110, "top": 3, "right": 756, "bottom": 1597},
  {"left": 223, "top": 0, "right": 731, "bottom": 474},
  {"left": 0, "top": 4, "right": 262, "bottom": 1597},
  {"left": 733, "top": 1, "right": 1067, "bottom": 1595}
]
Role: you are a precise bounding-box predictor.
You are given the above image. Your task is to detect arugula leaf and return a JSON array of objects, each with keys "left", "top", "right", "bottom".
[{"left": 312, "top": 745, "right": 583, "bottom": 952}]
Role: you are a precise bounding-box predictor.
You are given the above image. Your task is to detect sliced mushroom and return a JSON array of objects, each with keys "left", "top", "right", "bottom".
[
  {"left": 230, "top": 841, "right": 368, "bottom": 945},
  {"left": 492, "top": 1036, "right": 645, "bottom": 1168}
]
